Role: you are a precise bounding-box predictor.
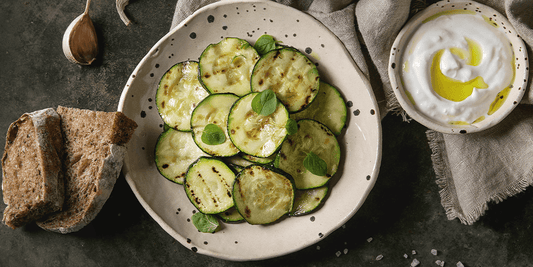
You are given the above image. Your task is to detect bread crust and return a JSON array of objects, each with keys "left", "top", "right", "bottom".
[
  {"left": 36, "top": 106, "right": 137, "bottom": 233},
  {"left": 2, "top": 108, "right": 64, "bottom": 229}
]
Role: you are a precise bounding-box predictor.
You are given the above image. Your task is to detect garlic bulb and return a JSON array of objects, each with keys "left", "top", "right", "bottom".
[
  {"left": 62, "top": 0, "right": 98, "bottom": 65},
  {"left": 116, "top": 0, "right": 131, "bottom": 26}
]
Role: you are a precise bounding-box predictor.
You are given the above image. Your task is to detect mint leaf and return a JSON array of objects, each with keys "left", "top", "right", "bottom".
[
  {"left": 201, "top": 124, "right": 226, "bottom": 145},
  {"left": 192, "top": 212, "right": 219, "bottom": 233},
  {"left": 303, "top": 152, "right": 327, "bottom": 176},
  {"left": 252, "top": 90, "right": 278, "bottom": 116},
  {"left": 285, "top": 118, "right": 298, "bottom": 135},
  {"left": 254, "top": 35, "right": 277, "bottom": 55}
]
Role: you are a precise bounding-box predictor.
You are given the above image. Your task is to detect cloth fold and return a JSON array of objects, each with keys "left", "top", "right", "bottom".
[{"left": 171, "top": 0, "right": 533, "bottom": 225}]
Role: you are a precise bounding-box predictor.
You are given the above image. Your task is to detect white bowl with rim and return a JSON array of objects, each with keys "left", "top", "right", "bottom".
[{"left": 389, "top": 0, "right": 528, "bottom": 134}]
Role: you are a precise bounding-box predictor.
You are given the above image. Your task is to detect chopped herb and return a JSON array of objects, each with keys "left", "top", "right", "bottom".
[
  {"left": 252, "top": 89, "right": 278, "bottom": 116},
  {"left": 254, "top": 35, "right": 277, "bottom": 55},
  {"left": 285, "top": 118, "right": 298, "bottom": 135},
  {"left": 201, "top": 124, "right": 226, "bottom": 145},
  {"left": 192, "top": 212, "right": 219, "bottom": 233},
  {"left": 303, "top": 152, "right": 327, "bottom": 176}
]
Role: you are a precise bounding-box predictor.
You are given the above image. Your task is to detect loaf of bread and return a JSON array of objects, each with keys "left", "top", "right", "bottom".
[
  {"left": 2, "top": 108, "right": 64, "bottom": 229},
  {"left": 36, "top": 106, "right": 137, "bottom": 233}
]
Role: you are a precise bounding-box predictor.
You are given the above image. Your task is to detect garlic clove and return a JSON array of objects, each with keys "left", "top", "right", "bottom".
[
  {"left": 62, "top": 0, "right": 98, "bottom": 65},
  {"left": 116, "top": 0, "right": 131, "bottom": 26}
]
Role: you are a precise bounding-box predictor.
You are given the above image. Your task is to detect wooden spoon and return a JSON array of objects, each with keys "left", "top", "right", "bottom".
[{"left": 62, "top": 0, "right": 98, "bottom": 65}]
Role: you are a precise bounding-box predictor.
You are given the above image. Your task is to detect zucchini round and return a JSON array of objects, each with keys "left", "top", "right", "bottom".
[
  {"left": 289, "top": 186, "right": 329, "bottom": 216},
  {"left": 241, "top": 153, "right": 276, "bottom": 164},
  {"left": 217, "top": 207, "right": 244, "bottom": 223},
  {"left": 185, "top": 157, "right": 236, "bottom": 214},
  {"left": 155, "top": 128, "right": 209, "bottom": 184},
  {"left": 156, "top": 61, "right": 209, "bottom": 131},
  {"left": 275, "top": 119, "right": 340, "bottom": 189},
  {"left": 191, "top": 93, "right": 240, "bottom": 157},
  {"left": 228, "top": 92, "right": 289, "bottom": 157},
  {"left": 233, "top": 165, "right": 295, "bottom": 225},
  {"left": 199, "top": 37, "right": 260, "bottom": 96},
  {"left": 290, "top": 81, "right": 347, "bottom": 136},
  {"left": 251, "top": 47, "right": 320, "bottom": 112}
]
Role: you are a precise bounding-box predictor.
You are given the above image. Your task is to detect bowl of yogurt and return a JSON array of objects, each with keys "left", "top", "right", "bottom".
[{"left": 389, "top": 0, "right": 529, "bottom": 134}]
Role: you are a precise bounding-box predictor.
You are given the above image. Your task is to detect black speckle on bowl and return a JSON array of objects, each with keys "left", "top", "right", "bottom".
[
  {"left": 208, "top": 15, "right": 215, "bottom": 23},
  {"left": 353, "top": 109, "right": 360, "bottom": 116},
  {"left": 190, "top": 32, "right": 197, "bottom": 39}
]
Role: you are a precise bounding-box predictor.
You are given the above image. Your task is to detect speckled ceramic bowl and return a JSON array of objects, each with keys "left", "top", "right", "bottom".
[
  {"left": 389, "top": 0, "right": 528, "bottom": 134},
  {"left": 118, "top": 0, "right": 382, "bottom": 261}
]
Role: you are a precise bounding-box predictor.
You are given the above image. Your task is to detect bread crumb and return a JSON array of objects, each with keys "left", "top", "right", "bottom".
[
  {"left": 431, "top": 249, "right": 438, "bottom": 256},
  {"left": 411, "top": 259, "right": 420, "bottom": 267},
  {"left": 376, "top": 254, "right": 383, "bottom": 261}
]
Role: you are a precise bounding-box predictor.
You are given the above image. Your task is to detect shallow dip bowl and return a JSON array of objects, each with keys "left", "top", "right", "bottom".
[{"left": 389, "top": 0, "right": 528, "bottom": 134}]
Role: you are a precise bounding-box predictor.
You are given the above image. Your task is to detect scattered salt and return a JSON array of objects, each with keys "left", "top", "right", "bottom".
[
  {"left": 436, "top": 260, "right": 445, "bottom": 266},
  {"left": 343, "top": 248, "right": 348, "bottom": 255},
  {"left": 404, "top": 254, "right": 409, "bottom": 259},
  {"left": 431, "top": 249, "right": 438, "bottom": 256},
  {"left": 335, "top": 251, "right": 341, "bottom": 257},
  {"left": 316, "top": 246, "right": 320, "bottom": 250},
  {"left": 411, "top": 259, "right": 420, "bottom": 267},
  {"left": 412, "top": 250, "right": 417, "bottom": 255},
  {"left": 367, "top": 237, "right": 373, "bottom": 243},
  {"left": 376, "top": 254, "right": 384, "bottom": 261},
  {"left": 457, "top": 262, "right": 464, "bottom": 267}
]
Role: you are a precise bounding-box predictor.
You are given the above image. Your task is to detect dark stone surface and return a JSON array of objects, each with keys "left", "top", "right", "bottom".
[{"left": 1, "top": 0, "right": 533, "bottom": 266}]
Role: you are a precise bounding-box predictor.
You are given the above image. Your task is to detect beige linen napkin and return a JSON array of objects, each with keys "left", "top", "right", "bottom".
[{"left": 171, "top": 0, "right": 533, "bottom": 225}]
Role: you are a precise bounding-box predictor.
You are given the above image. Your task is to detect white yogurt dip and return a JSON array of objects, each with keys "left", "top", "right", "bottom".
[{"left": 400, "top": 10, "right": 515, "bottom": 125}]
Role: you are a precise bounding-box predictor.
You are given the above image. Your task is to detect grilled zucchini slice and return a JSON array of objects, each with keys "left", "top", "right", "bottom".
[
  {"left": 290, "top": 81, "right": 347, "bottom": 136},
  {"left": 233, "top": 165, "right": 295, "bottom": 225},
  {"left": 155, "top": 128, "right": 208, "bottom": 184},
  {"left": 251, "top": 47, "right": 320, "bottom": 112},
  {"left": 199, "top": 37, "right": 260, "bottom": 96},
  {"left": 191, "top": 93, "right": 240, "bottom": 157},
  {"left": 217, "top": 207, "right": 244, "bottom": 223},
  {"left": 275, "top": 119, "right": 340, "bottom": 189},
  {"left": 156, "top": 61, "right": 209, "bottom": 131},
  {"left": 289, "top": 186, "right": 329, "bottom": 216},
  {"left": 184, "top": 157, "right": 236, "bottom": 214},
  {"left": 228, "top": 92, "right": 289, "bottom": 157},
  {"left": 241, "top": 153, "right": 276, "bottom": 164}
]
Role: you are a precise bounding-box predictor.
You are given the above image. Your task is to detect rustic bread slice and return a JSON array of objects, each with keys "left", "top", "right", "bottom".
[
  {"left": 2, "top": 108, "right": 64, "bottom": 229},
  {"left": 36, "top": 106, "right": 137, "bottom": 233}
]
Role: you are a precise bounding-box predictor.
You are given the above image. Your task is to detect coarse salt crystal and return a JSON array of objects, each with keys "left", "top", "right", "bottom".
[
  {"left": 436, "top": 260, "right": 445, "bottom": 266},
  {"left": 412, "top": 250, "right": 417, "bottom": 255},
  {"left": 404, "top": 254, "right": 409, "bottom": 259},
  {"left": 367, "top": 237, "right": 373, "bottom": 243},
  {"left": 431, "top": 249, "right": 438, "bottom": 256},
  {"left": 335, "top": 251, "right": 342, "bottom": 257},
  {"left": 316, "top": 246, "right": 320, "bottom": 250},
  {"left": 343, "top": 248, "right": 348, "bottom": 255},
  {"left": 411, "top": 259, "right": 420, "bottom": 267},
  {"left": 457, "top": 262, "right": 464, "bottom": 267},
  {"left": 376, "top": 254, "right": 383, "bottom": 261}
]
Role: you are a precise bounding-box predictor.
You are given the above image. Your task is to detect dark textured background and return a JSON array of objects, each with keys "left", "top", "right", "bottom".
[{"left": 1, "top": 0, "right": 533, "bottom": 266}]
